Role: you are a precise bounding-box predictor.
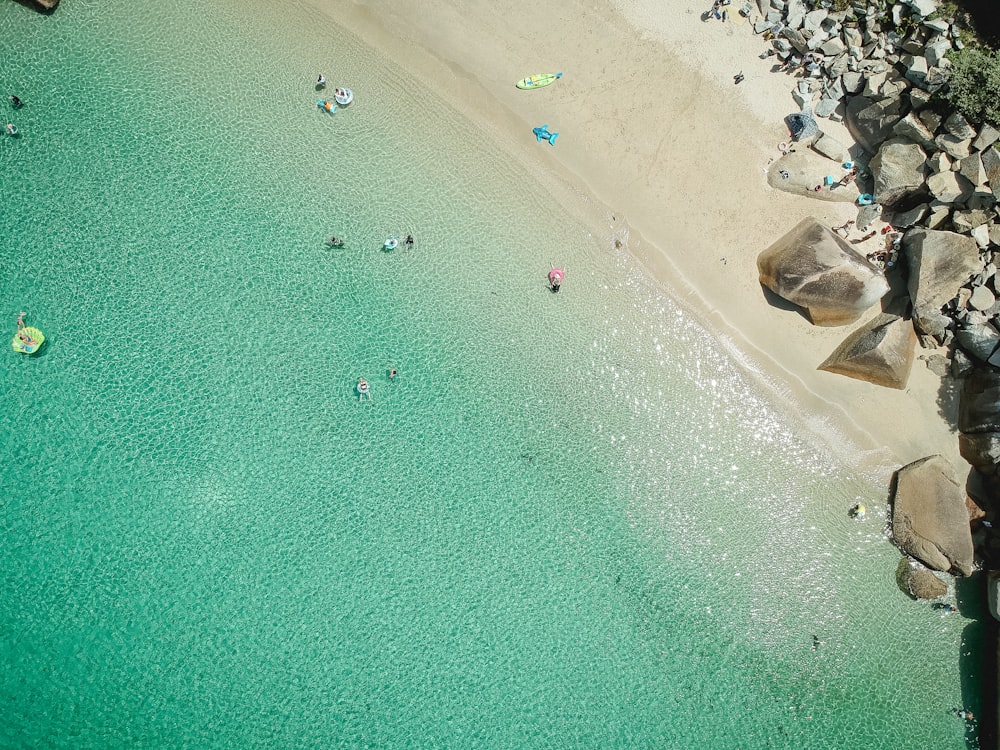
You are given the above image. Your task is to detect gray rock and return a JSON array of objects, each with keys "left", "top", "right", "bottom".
[
  {"left": 821, "top": 37, "right": 846, "bottom": 57},
  {"left": 903, "top": 0, "right": 938, "bottom": 17},
  {"left": 924, "top": 65, "right": 952, "bottom": 93},
  {"left": 870, "top": 137, "right": 928, "bottom": 205},
  {"left": 758, "top": 217, "right": 890, "bottom": 326},
  {"left": 982, "top": 147, "right": 1000, "bottom": 201},
  {"left": 898, "top": 558, "right": 949, "bottom": 599},
  {"left": 784, "top": 27, "right": 809, "bottom": 54},
  {"left": 973, "top": 224, "right": 991, "bottom": 248},
  {"left": 919, "top": 108, "right": 943, "bottom": 134},
  {"left": 955, "top": 324, "right": 1000, "bottom": 363},
  {"left": 966, "top": 191, "right": 997, "bottom": 211},
  {"left": 864, "top": 71, "right": 887, "bottom": 99},
  {"left": 891, "top": 455, "right": 974, "bottom": 576},
  {"left": 970, "top": 285, "right": 996, "bottom": 311},
  {"left": 892, "top": 112, "right": 937, "bottom": 149},
  {"left": 827, "top": 54, "right": 850, "bottom": 79},
  {"left": 842, "top": 71, "right": 865, "bottom": 94},
  {"left": 815, "top": 96, "right": 841, "bottom": 118},
  {"left": 909, "top": 87, "right": 933, "bottom": 109},
  {"left": 812, "top": 132, "right": 848, "bottom": 161},
  {"left": 880, "top": 77, "right": 910, "bottom": 100},
  {"left": 767, "top": 151, "right": 860, "bottom": 202},
  {"left": 925, "top": 203, "right": 951, "bottom": 229},
  {"left": 892, "top": 202, "right": 929, "bottom": 228},
  {"left": 903, "top": 54, "right": 928, "bottom": 86},
  {"left": 844, "top": 25, "right": 863, "bottom": 48},
  {"left": 945, "top": 112, "right": 977, "bottom": 141},
  {"left": 935, "top": 134, "right": 972, "bottom": 160},
  {"left": 926, "top": 151, "right": 951, "bottom": 174},
  {"left": 960, "top": 431, "right": 1000, "bottom": 477},
  {"left": 960, "top": 366, "right": 1000, "bottom": 434},
  {"left": 924, "top": 38, "right": 952, "bottom": 68},
  {"left": 922, "top": 353, "right": 952, "bottom": 376},
  {"left": 952, "top": 209, "right": 992, "bottom": 233},
  {"left": 958, "top": 154, "right": 987, "bottom": 187},
  {"left": 991, "top": 224, "right": 1000, "bottom": 247},
  {"left": 856, "top": 202, "right": 883, "bottom": 230},
  {"left": 923, "top": 18, "right": 950, "bottom": 34},
  {"left": 818, "top": 313, "right": 917, "bottom": 388},
  {"left": 905, "top": 228, "right": 981, "bottom": 326},
  {"left": 972, "top": 123, "right": 1000, "bottom": 153},
  {"left": 802, "top": 8, "right": 827, "bottom": 35},
  {"left": 786, "top": 0, "right": 807, "bottom": 29},
  {"left": 918, "top": 310, "right": 952, "bottom": 338},
  {"left": 846, "top": 95, "right": 906, "bottom": 153},
  {"left": 926, "top": 170, "right": 973, "bottom": 204}
]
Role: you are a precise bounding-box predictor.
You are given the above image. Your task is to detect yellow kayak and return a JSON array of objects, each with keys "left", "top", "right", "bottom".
[{"left": 12, "top": 326, "right": 45, "bottom": 354}]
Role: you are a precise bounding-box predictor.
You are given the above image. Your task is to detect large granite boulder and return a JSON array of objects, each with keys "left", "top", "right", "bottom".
[
  {"left": 818, "top": 313, "right": 917, "bottom": 388},
  {"left": 891, "top": 455, "right": 974, "bottom": 576},
  {"left": 903, "top": 228, "right": 980, "bottom": 333},
  {"left": 959, "top": 367, "right": 1000, "bottom": 477},
  {"left": 896, "top": 557, "right": 948, "bottom": 600},
  {"left": 767, "top": 152, "right": 860, "bottom": 202},
  {"left": 870, "top": 137, "right": 928, "bottom": 206},
  {"left": 846, "top": 95, "right": 906, "bottom": 154},
  {"left": 758, "top": 218, "right": 890, "bottom": 326},
  {"left": 989, "top": 571, "right": 1000, "bottom": 622}
]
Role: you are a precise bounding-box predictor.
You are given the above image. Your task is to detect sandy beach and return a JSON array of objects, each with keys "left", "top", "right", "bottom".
[{"left": 310, "top": 0, "right": 963, "bottom": 477}]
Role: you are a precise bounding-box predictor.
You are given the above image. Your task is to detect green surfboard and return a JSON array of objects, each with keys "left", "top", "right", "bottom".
[{"left": 515, "top": 72, "right": 563, "bottom": 90}]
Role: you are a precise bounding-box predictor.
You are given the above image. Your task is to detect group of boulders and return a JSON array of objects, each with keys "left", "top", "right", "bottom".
[{"left": 752, "top": 0, "right": 1000, "bottom": 607}]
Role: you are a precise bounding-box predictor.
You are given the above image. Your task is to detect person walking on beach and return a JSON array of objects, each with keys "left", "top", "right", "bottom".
[{"left": 733, "top": 71, "right": 744, "bottom": 84}]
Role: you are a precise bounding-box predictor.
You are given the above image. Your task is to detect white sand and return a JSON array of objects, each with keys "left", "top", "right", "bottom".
[{"left": 308, "top": 0, "right": 964, "bottom": 477}]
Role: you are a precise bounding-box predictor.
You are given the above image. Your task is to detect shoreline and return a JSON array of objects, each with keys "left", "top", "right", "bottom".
[{"left": 313, "top": 0, "right": 963, "bottom": 477}]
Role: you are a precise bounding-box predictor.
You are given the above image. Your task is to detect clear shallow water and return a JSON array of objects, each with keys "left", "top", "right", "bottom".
[{"left": 0, "top": 0, "right": 978, "bottom": 747}]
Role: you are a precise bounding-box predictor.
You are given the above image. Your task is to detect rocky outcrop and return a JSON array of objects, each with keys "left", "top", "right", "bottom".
[
  {"left": 891, "top": 455, "right": 974, "bottom": 576},
  {"left": 896, "top": 557, "right": 948, "bottom": 599},
  {"left": 758, "top": 217, "right": 890, "bottom": 326},
  {"left": 846, "top": 96, "right": 905, "bottom": 154},
  {"left": 818, "top": 313, "right": 916, "bottom": 388},
  {"left": 870, "top": 138, "right": 927, "bottom": 206},
  {"left": 960, "top": 367, "right": 1000, "bottom": 477},
  {"left": 904, "top": 228, "right": 980, "bottom": 334},
  {"left": 767, "top": 151, "right": 860, "bottom": 202}
]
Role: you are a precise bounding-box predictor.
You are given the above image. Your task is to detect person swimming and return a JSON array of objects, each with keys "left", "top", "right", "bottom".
[
  {"left": 327, "top": 236, "right": 344, "bottom": 247},
  {"left": 389, "top": 368, "right": 398, "bottom": 381},
  {"left": 357, "top": 377, "right": 371, "bottom": 400},
  {"left": 9, "top": 95, "right": 22, "bottom": 108},
  {"left": 404, "top": 234, "right": 414, "bottom": 247},
  {"left": 317, "top": 74, "right": 327, "bottom": 87}
]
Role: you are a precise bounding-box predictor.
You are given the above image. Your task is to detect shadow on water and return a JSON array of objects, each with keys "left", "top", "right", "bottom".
[{"left": 956, "top": 573, "right": 997, "bottom": 750}]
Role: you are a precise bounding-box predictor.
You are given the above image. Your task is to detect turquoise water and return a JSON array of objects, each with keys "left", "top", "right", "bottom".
[{"left": 0, "top": 0, "right": 979, "bottom": 747}]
